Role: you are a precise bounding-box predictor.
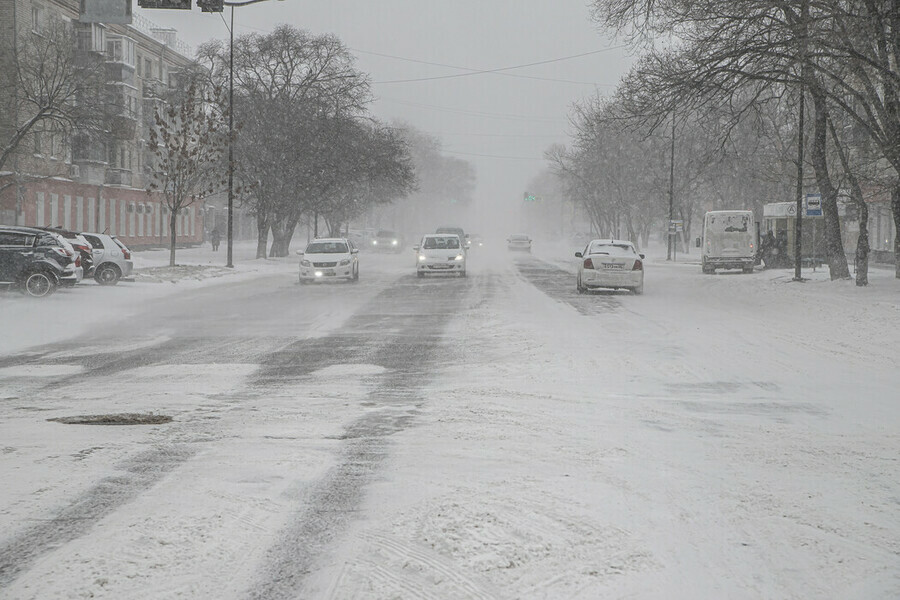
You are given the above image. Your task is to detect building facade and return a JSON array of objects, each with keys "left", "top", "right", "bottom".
[{"left": 0, "top": 0, "right": 206, "bottom": 247}]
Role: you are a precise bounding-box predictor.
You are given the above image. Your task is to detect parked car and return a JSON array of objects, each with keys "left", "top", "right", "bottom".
[
  {"left": 575, "top": 239, "right": 644, "bottom": 295},
  {"left": 297, "top": 238, "right": 359, "bottom": 283},
  {"left": 37, "top": 226, "right": 95, "bottom": 277},
  {"left": 436, "top": 226, "right": 469, "bottom": 249},
  {"left": 49, "top": 233, "right": 83, "bottom": 286},
  {"left": 371, "top": 230, "right": 404, "bottom": 253},
  {"left": 507, "top": 233, "right": 532, "bottom": 252},
  {"left": 81, "top": 232, "right": 134, "bottom": 285},
  {"left": 469, "top": 234, "right": 484, "bottom": 248},
  {"left": 415, "top": 234, "right": 466, "bottom": 277},
  {"left": 0, "top": 226, "right": 77, "bottom": 297}
]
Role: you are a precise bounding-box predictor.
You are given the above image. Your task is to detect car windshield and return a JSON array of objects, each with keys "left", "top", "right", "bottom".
[
  {"left": 305, "top": 242, "right": 349, "bottom": 254},
  {"left": 423, "top": 236, "right": 460, "bottom": 249},
  {"left": 510, "top": 235, "right": 529, "bottom": 241},
  {"left": 589, "top": 243, "right": 635, "bottom": 256},
  {"left": 376, "top": 231, "right": 395, "bottom": 238}
]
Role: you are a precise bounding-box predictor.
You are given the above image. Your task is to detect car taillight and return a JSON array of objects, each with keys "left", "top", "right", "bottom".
[
  {"left": 50, "top": 247, "right": 71, "bottom": 258},
  {"left": 122, "top": 248, "right": 131, "bottom": 259},
  {"left": 583, "top": 258, "right": 594, "bottom": 269},
  {"left": 632, "top": 259, "right": 643, "bottom": 271},
  {"left": 75, "top": 255, "right": 81, "bottom": 267}
]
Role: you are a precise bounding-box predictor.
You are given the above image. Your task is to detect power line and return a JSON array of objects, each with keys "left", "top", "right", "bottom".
[
  {"left": 352, "top": 48, "right": 611, "bottom": 86},
  {"left": 377, "top": 96, "right": 565, "bottom": 123},
  {"left": 374, "top": 46, "right": 628, "bottom": 84},
  {"left": 442, "top": 149, "right": 546, "bottom": 161}
]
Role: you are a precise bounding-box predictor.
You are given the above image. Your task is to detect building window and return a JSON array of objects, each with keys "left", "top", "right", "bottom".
[
  {"left": 31, "top": 6, "right": 42, "bottom": 32},
  {"left": 145, "top": 59, "right": 153, "bottom": 79},
  {"left": 33, "top": 129, "right": 42, "bottom": 154},
  {"left": 105, "top": 36, "right": 135, "bottom": 67}
]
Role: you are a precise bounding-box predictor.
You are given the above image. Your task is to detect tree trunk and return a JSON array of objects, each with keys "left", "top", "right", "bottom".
[
  {"left": 827, "top": 117, "right": 869, "bottom": 286},
  {"left": 893, "top": 184, "right": 900, "bottom": 279},
  {"left": 256, "top": 216, "right": 269, "bottom": 259},
  {"left": 808, "top": 85, "right": 850, "bottom": 279},
  {"left": 169, "top": 209, "right": 178, "bottom": 267}
]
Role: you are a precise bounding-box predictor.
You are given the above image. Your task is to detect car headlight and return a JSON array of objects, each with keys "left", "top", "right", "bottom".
[
  {"left": 418, "top": 255, "right": 427, "bottom": 261},
  {"left": 454, "top": 254, "right": 464, "bottom": 261},
  {"left": 392, "top": 240, "right": 398, "bottom": 245},
  {"left": 300, "top": 259, "right": 311, "bottom": 267},
  {"left": 372, "top": 240, "right": 378, "bottom": 245},
  {"left": 339, "top": 259, "right": 351, "bottom": 266}
]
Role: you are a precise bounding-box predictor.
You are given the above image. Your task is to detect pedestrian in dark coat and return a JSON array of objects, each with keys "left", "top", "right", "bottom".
[{"left": 211, "top": 228, "right": 221, "bottom": 251}]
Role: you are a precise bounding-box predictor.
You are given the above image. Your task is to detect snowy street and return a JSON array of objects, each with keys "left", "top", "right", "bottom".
[{"left": 1, "top": 245, "right": 899, "bottom": 599}]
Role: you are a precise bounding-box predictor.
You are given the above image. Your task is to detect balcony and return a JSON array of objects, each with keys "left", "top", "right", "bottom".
[{"left": 105, "top": 167, "right": 133, "bottom": 187}]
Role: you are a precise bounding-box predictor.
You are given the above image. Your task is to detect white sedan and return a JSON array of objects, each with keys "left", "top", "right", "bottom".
[
  {"left": 575, "top": 239, "right": 644, "bottom": 295},
  {"left": 414, "top": 234, "right": 466, "bottom": 277},
  {"left": 297, "top": 238, "right": 359, "bottom": 283}
]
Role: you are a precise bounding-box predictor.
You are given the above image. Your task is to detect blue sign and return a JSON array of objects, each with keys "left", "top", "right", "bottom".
[{"left": 805, "top": 193, "right": 822, "bottom": 217}]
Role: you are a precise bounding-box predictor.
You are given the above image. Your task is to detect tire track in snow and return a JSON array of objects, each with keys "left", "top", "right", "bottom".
[
  {"left": 245, "top": 272, "right": 486, "bottom": 599},
  {"left": 0, "top": 444, "right": 196, "bottom": 588},
  {"left": 512, "top": 256, "right": 622, "bottom": 315}
]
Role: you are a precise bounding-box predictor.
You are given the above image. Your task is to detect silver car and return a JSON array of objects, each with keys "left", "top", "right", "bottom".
[{"left": 81, "top": 232, "right": 134, "bottom": 285}]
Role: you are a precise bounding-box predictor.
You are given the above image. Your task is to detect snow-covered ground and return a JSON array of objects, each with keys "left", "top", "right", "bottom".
[{"left": 1, "top": 242, "right": 898, "bottom": 598}]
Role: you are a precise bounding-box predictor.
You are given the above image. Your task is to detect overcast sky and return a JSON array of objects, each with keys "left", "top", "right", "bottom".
[{"left": 140, "top": 0, "right": 634, "bottom": 230}]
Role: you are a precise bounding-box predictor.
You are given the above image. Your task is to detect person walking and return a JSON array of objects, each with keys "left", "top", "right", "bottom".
[{"left": 211, "top": 228, "right": 221, "bottom": 251}]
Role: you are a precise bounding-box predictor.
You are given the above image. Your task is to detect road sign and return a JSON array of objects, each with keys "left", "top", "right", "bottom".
[
  {"left": 669, "top": 219, "right": 684, "bottom": 233},
  {"left": 137, "top": 0, "right": 191, "bottom": 8},
  {"left": 805, "top": 193, "right": 822, "bottom": 217}
]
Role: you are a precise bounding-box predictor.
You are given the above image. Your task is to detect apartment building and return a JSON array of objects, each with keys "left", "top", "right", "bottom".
[{"left": 0, "top": 0, "right": 205, "bottom": 246}]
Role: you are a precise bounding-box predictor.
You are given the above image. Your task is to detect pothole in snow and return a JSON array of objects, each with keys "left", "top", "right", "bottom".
[{"left": 48, "top": 413, "right": 173, "bottom": 425}]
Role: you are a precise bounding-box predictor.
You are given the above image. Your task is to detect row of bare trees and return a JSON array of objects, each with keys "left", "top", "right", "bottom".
[
  {"left": 196, "top": 25, "right": 416, "bottom": 258},
  {"left": 553, "top": 0, "right": 900, "bottom": 284}
]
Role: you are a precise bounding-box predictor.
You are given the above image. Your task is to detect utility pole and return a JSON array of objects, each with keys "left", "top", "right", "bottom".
[
  {"left": 794, "top": 0, "right": 808, "bottom": 282},
  {"left": 225, "top": 4, "right": 235, "bottom": 267},
  {"left": 667, "top": 112, "right": 675, "bottom": 261}
]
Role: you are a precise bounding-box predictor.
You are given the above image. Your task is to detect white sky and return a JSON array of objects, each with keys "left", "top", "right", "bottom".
[{"left": 138, "top": 0, "right": 635, "bottom": 228}]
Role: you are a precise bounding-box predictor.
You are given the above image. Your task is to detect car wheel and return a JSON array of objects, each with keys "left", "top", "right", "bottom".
[
  {"left": 417, "top": 271, "right": 425, "bottom": 278},
  {"left": 632, "top": 281, "right": 644, "bottom": 295},
  {"left": 23, "top": 271, "right": 57, "bottom": 298},
  {"left": 460, "top": 270, "right": 467, "bottom": 278},
  {"left": 94, "top": 264, "right": 121, "bottom": 286},
  {"left": 351, "top": 266, "right": 359, "bottom": 282},
  {"left": 742, "top": 265, "right": 754, "bottom": 274},
  {"left": 577, "top": 275, "right": 585, "bottom": 294}
]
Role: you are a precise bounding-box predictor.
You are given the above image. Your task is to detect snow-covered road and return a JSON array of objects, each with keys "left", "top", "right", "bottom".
[{"left": 1, "top": 244, "right": 898, "bottom": 599}]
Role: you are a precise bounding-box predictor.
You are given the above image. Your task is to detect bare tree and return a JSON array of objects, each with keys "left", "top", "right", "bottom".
[
  {"left": 147, "top": 81, "right": 228, "bottom": 266},
  {"left": 0, "top": 20, "right": 107, "bottom": 180}
]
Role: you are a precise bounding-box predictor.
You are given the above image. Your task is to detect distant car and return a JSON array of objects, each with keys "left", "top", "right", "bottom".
[
  {"left": 82, "top": 232, "right": 133, "bottom": 285},
  {"left": 0, "top": 226, "right": 76, "bottom": 297},
  {"left": 297, "top": 238, "right": 359, "bottom": 283},
  {"left": 415, "top": 234, "right": 466, "bottom": 277},
  {"left": 507, "top": 234, "right": 532, "bottom": 252},
  {"left": 436, "top": 226, "right": 469, "bottom": 249},
  {"left": 371, "top": 230, "right": 404, "bottom": 253},
  {"left": 469, "top": 234, "right": 483, "bottom": 248},
  {"left": 576, "top": 239, "right": 644, "bottom": 295}
]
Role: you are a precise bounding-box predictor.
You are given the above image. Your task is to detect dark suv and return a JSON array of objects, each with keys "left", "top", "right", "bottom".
[{"left": 0, "top": 226, "right": 76, "bottom": 297}]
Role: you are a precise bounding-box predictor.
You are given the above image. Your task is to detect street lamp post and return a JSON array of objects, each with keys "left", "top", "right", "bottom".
[{"left": 222, "top": 0, "right": 279, "bottom": 268}]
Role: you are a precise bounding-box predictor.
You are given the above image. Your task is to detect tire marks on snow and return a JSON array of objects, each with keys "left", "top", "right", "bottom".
[{"left": 512, "top": 256, "right": 621, "bottom": 315}]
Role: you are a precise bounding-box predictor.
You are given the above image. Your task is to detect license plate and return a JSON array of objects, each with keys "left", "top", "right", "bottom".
[
  {"left": 603, "top": 264, "right": 623, "bottom": 270},
  {"left": 324, "top": 270, "right": 335, "bottom": 276},
  {"left": 431, "top": 264, "right": 450, "bottom": 269}
]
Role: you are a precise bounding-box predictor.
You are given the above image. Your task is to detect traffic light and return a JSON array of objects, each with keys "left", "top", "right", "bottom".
[
  {"left": 197, "top": 0, "right": 224, "bottom": 12},
  {"left": 523, "top": 192, "right": 537, "bottom": 202},
  {"left": 137, "top": 0, "right": 191, "bottom": 8}
]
